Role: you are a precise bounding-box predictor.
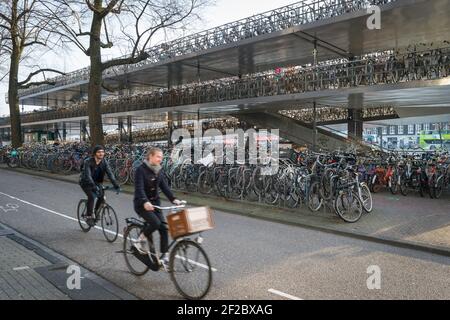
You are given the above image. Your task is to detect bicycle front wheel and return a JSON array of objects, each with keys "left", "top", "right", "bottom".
[
  {"left": 77, "top": 200, "right": 91, "bottom": 232},
  {"left": 360, "top": 183, "right": 373, "bottom": 213},
  {"left": 101, "top": 205, "right": 119, "bottom": 243},
  {"left": 334, "top": 191, "right": 363, "bottom": 223},
  {"left": 169, "top": 240, "right": 212, "bottom": 300}
]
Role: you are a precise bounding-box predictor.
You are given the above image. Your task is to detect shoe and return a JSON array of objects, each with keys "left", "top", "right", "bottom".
[
  {"left": 160, "top": 254, "right": 170, "bottom": 271},
  {"left": 133, "top": 236, "right": 149, "bottom": 255},
  {"left": 85, "top": 215, "right": 95, "bottom": 227}
]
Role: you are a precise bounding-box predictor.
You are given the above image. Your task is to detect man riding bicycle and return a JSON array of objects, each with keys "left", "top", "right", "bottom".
[
  {"left": 79, "top": 145, "right": 120, "bottom": 226},
  {"left": 133, "top": 147, "right": 183, "bottom": 265}
]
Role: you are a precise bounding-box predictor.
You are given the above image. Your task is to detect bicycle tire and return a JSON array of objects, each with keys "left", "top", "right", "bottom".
[
  {"left": 77, "top": 200, "right": 91, "bottom": 232},
  {"left": 101, "top": 205, "right": 119, "bottom": 243},
  {"left": 169, "top": 240, "right": 212, "bottom": 300},
  {"left": 308, "top": 181, "right": 323, "bottom": 212},
  {"left": 334, "top": 191, "right": 363, "bottom": 223},
  {"left": 360, "top": 183, "right": 373, "bottom": 213},
  {"left": 123, "top": 225, "right": 150, "bottom": 276}
]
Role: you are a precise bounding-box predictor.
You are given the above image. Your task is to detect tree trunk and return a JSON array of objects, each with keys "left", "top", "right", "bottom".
[
  {"left": 87, "top": 9, "right": 104, "bottom": 146},
  {"left": 8, "top": 44, "right": 22, "bottom": 148}
]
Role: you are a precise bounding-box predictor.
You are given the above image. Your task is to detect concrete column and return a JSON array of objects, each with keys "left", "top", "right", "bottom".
[
  {"left": 81, "top": 120, "right": 87, "bottom": 142},
  {"left": 118, "top": 118, "right": 124, "bottom": 142},
  {"left": 348, "top": 93, "right": 364, "bottom": 140},
  {"left": 168, "top": 112, "right": 174, "bottom": 147},
  {"left": 312, "top": 102, "right": 318, "bottom": 151},
  {"left": 62, "top": 122, "right": 67, "bottom": 141},
  {"left": 127, "top": 116, "right": 133, "bottom": 143}
]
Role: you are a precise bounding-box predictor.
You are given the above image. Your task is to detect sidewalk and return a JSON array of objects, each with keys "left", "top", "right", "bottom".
[
  {"left": 1, "top": 165, "right": 449, "bottom": 257},
  {"left": 0, "top": 222, "right": 138, "bottom": 300}
]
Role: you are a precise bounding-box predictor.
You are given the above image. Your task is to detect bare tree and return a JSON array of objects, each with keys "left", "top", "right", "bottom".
[
  {"left": 0, "top": 0, "right": 66, "bottom": 148},
  {"left": 43, "top": 0, "right": 210, "bottom": 146}
]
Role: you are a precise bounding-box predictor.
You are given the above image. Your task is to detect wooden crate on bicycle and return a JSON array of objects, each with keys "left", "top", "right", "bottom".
[{"left": 167, "top": 207, "right": 214, "bottom": 239}]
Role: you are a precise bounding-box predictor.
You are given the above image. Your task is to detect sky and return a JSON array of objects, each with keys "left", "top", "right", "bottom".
[{"left": 0, "top": 0, "right": 298, "bottom": 116}]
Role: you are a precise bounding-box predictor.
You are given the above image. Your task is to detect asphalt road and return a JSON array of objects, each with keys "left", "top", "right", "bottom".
[{"left": 0, "top": 170, "right": 449, "bottom": 300}]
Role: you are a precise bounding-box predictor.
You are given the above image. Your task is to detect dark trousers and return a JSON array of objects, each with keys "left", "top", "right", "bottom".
[
  {"left": 135, "top": 206, "right": 169, "bottom": 254},
  {"left": 81, "top": 185, "right": 104, "bottom": 216}
]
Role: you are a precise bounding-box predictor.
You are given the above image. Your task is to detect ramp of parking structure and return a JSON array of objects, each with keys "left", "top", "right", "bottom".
[
  {"left": 16, "top": 0, "right": 450, "bottom": 107},
  {"left": 236, "top": 111, "right": 354, "bottom": 150}
]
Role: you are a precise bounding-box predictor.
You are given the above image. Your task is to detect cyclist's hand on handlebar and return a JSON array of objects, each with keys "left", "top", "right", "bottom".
[
  {"left": 144, "top": 202, "right": 154, "bottom": 212},
  {"left": 172, "top": 199, "right": 186, "bottom": 206}
]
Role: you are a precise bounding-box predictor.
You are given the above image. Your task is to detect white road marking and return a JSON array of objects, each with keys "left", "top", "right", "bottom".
[
  {"left": 13, "top": 266, "right": 30, "bottom": 271},
  {"left": 175, "top": 254, "right": 218, "bottom": 272},
  {"left": 0, "top": 191, "right": 217, "bottom": 272},
  {"left": 268, "top": 289, "right": 303, "bottom": 300}
]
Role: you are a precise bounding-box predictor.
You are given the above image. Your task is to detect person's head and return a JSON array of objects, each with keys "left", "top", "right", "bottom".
[
  {"left": 146, "top": 147, "right": 163, "bottom": 166},
  {"left": 92, "top": 145, "right": 105, "bottom": 160}
]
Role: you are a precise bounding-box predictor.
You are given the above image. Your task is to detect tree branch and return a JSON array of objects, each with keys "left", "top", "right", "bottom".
[
  {"left": 18, "top": 80, "right": 57, "bottom": 89},
  {"left": 18, "top": 68, "right": 66, "bottom": 86},
  {"left": 101, "top": 51, "right": 149, "bottom": 71}
]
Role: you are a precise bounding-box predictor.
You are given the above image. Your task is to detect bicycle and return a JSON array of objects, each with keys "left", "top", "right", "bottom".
[
  {"left": 6, "top": 149, "right": 20, "bottom": 168},
  {"left": 122, "top": 202, "right": 214, "bottom": 300},
  {"left": 77, "top": 185, "right": 120, "bottom": 243}
]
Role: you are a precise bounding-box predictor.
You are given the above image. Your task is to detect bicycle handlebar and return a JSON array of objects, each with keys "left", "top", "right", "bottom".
[
  {"left": 153, "top": 201, "right": 187, "bottom": 211},
  {"left": 99, "top": 185, "right": 121, "bottom": 194}
]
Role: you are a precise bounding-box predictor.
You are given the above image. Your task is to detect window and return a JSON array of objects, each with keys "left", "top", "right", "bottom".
[
  {"left": 416, "top": 124, "right": 422, "bottom": 133},
  {"left": 382, "top": 127, "right": 387, "bottom": 135},
  {"left": 424, "top": 123, "right": 430, "bottom": 132},
  {"left": 390, "top": 126, "right": 396, "bottom": 135},
  {"left": 398, "top": 125, "right": 404, "bottom": 135},
  {"left": 408, "top": 124, "right": 414, "bottom": 134}
]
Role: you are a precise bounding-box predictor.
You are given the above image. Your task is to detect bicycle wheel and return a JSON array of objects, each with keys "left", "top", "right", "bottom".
[
  {"left": 433, "top": 178, "right": 444, "bottom": 199},
  {"left": 123, "top": 225, "right": 150, "bottom": 276},
  {"left": 389, "top": 172, "right": 399, "bottom": 195},
  {"left": 334, "top": 191, "right": 363, "bottom": 223},
  {"left": 101, "top": 205, "right": 119, "bottom": 243},
  {"left": 308, "top": 181, "right": 323, "bottom": 212},
  {"left": 169, "top": 240, "right": 212, "bottom": 300},
  {"left": 77, "top": 200, "right": 91, "bottom": 232},
  {"left": 399, "top": 174, "right": 409, "bottom": 196},
  {"left": 360, "top": 183, "right": 373, "bottom": 213}
]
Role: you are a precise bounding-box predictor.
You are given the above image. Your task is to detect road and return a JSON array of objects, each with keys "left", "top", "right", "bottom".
[{"left": 0, "top": 170, "right": 449, "bottom": 300}]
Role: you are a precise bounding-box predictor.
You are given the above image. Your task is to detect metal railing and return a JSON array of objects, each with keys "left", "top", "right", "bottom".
[
  {"left": 3, "top": 45, "right": 449, "bottom": 125},
  {"left": 11, "top": 0, "right": 397, "bottom": 100}
]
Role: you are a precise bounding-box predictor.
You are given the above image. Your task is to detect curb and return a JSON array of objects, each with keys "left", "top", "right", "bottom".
[
  {"left": 0, "top": 221, "right": 140, "bottom": 300},
  {"left": 1, "top": 166, "right": 449, "bottom": 258}
]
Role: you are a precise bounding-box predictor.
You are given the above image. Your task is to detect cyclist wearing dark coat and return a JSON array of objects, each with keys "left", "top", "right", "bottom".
[
  {"left": 133, "top": 147, "right": 181, "bottom": 261},
  {"left": 79, "top": 145, "right": 119, "bottom": 221}
]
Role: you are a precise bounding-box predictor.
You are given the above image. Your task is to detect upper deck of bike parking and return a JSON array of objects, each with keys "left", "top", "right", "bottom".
[
  {"left": 2, "top": 43, "right": 450, "bottom": 130},
  {"left": 11, "top": 0, "right": 450, "bottom": 107}
]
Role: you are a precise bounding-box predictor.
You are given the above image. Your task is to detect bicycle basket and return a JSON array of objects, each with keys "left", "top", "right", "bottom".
[{"left": 167, "top": 207, "right": 214, "bottom": 239}]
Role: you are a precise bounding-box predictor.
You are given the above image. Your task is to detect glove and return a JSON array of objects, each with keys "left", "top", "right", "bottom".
[{"left": 173, "top": 199, "right": 184, "bottom": 206}]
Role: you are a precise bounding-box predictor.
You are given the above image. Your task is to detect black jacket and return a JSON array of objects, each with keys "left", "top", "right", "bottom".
[
  {"left": 79, "top": 157, "right": 118, "bottom": 189},
  {"left": 133, "top": 163, "right": 175, "bottom": 209}
]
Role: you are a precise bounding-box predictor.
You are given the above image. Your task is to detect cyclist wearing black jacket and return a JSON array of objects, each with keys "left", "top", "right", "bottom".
[
  {"left": 79, "top": 145, "right": 120, "bottom": 224},
  {"left": 133, "top": 147, "right": 183, "bottom": 264}
]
